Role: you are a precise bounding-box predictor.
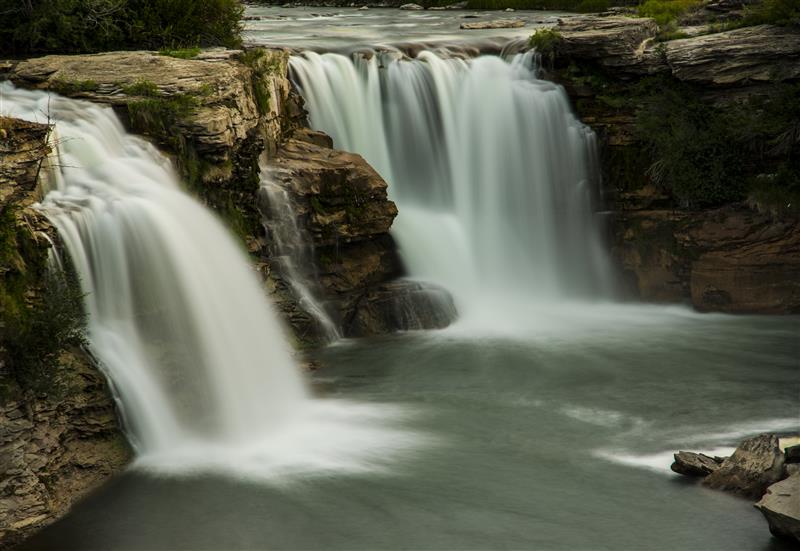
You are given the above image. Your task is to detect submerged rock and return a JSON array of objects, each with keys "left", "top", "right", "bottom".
[
  {"left": 704, "top": 434, "right": 785, "bottom": 498},
  {"left": 399, "top": 3, "right": 424, "bottom": 9},
  {"left": 461, "top": 19, "right": 525, "bottom": 30},
  {"left": 755, "top": 474, "right": 800, "bottom": 543},
  {"left": 671, "top": 451, "right": 725, "bottom": 477}
]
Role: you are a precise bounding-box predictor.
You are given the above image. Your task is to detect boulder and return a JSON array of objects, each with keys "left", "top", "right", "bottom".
[
  {"left": 704, "top": 434, "right": 785, "bottom": 498},
  {"left": 671, "top": 451, "right": 725, "bottom": 477},
  {"left": 755, "top": 474, "right": 800, "bottom": 543},
  {"left": 399, "top": 3, "right": 424, "bottom": 9},
  {"left": 461, "top": 19, "right": 526, "bottom": 30},
  {"left": 665, "top": 25, "right": 800, "bottom": 86},
  {"left": 786, "top": 445, "right": 800, "bottom": 464}
]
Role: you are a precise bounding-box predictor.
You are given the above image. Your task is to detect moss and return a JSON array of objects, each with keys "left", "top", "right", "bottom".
[
  {"left": 238, "top": 48, "right": 285, "bottom": 116},
  {"left": 126, "top": 94, "right": 199, "bottom": 145},
  {"left": 158, "top": 47, "right": 201, "bottom": 59},
  {"left": 49, "top": 78, "right": 99, "bottom": 95}
]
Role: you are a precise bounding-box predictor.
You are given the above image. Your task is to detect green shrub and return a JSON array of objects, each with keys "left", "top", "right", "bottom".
[
  {"left": 638, "top": 0, "right": 701, "bottom": 26},
  {"left": 741, "top": 0, "right": 800, "bottom": 26},
  {"left": 528, "top": 28, "right": 563, "bottom": 65},
  {"left": 635, "top": 78, "right": 800, "bottom": 208},
  {"left": 122, "top": 80, "right": 161, "bottom": 97},
  {"left": 0, "top": 0, "right": 243, "bottom": 56},
  {"left": 2, "top": 266, "right": 87, "bottom": 397}
]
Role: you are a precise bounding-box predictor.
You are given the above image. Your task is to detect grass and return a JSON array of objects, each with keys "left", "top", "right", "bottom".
[
  {"left": 638, "top": 0, "right": 702, "bottom": 26},
  {"left": 49, "top": 79, "right": 99, "bottom": 95},
  {"left": 122, "top": 80, "right": 161, "bottom": 97}
]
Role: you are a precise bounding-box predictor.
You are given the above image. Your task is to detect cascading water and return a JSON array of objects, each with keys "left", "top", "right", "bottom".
[
  {"left": 1, "top": 83, "right": 421, "bottom": 477},
  {"left": 259, "top": 168, "right": 341, "bottom": 342},
  {"left": 290, "top": 50, "right": 616, "bottom": 325}
]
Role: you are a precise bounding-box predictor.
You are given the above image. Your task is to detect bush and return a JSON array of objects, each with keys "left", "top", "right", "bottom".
[
  {"left": 528, "top": 28, "right": 563, "bottom": 65},
  {"left": 635, "top": 78, "right": 800, "bottom": 208},
  {"left": 0, "top": 0, "right": 243, "bottom": 56},
  {"left": 2, "top": 266, "right": 87, "bottom": 397},
  {"left": 741, "top": 0, "right": 800, "bottom": 26},
  {"left": 638, "top": 0, "right": 702, "bottom": 26}
]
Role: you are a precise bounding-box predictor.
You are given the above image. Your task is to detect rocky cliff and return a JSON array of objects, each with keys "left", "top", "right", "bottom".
[
  {"left": 0, "top": 118, "right": 130, "bottom": 547},
  {"left": 540, "top": 16, "right": 800, "bottom": 312}
]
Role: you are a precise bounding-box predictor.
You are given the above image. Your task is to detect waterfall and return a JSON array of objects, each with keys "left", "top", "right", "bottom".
[
  {"left": 290, "top": 50, "right": 616, "bottom": 325},
  {"left": 2, "top": 83, "right": 420, "bottom": 477},
  {"left": 259, "top": 167, "right": 341, "bottom": 342}
]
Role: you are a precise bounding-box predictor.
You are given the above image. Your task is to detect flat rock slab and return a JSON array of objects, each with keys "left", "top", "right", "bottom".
[
  {"left": 755, "top": 474, "right": 800, "bottom": 543},
  {"left": 461, "top": 19, "right": 525, "bottom": 30},
  {"left": 704, "top": 434, "right": 785, "bottom": 498},
  {"left": 671, "top": 451, "right": 724, "bottom": 477},
  {"left": 665, "top": 24, "right": 800, "bottom": 86}
]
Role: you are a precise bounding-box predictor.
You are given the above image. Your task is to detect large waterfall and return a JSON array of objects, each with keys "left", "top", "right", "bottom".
[
  {"left": 290, "top": 50, "right": 615, "bottom": 324},
  {"left": 2, "top": 83, "right": 420, "bottom": 477}
]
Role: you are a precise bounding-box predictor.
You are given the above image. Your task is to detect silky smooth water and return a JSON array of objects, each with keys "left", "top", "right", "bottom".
[
  {"left": 22, "top": 309, "right": 799, "bottom": 550},
  {"left": 1, "top": 83, "right": 420, "bottom": 478},
  {"left": 290, "top": 50, "right": 615, "bottom": 326}
]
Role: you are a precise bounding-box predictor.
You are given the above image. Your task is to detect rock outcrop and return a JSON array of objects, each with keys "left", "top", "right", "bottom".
[
  {"left": 268, "top": 132, "right": 457, "bottom": 336},
  {"left": 0, "top": 117, "right": 130, "bottom": 547},
  {"left": 671, "top": 451, "right": 725, "bottom": 477},
  {"left": 613, "top": 205, "right": 800, "bottom": 313},
  {"left": 755, "top": 474, "right": 800, "bottom": 543},
  {"left": 704, "top": 434, "right": 786, "bottom": 499},
  {"left": 664, "top": 25, "right": 800, "bottom": 87},
  {"left": 0, "top": 351, "right": 130, "bottom": 547}
]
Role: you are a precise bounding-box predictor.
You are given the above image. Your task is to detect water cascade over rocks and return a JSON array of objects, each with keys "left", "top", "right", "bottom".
[
  {"left": 1, "top": 83, "right": 421, "bottom": 478},
  {"left": 290, "top": 50, "right": 616, "bottom": 326},
  {"left": 259, "top": 168, "right": 341, "bottom": 342}
]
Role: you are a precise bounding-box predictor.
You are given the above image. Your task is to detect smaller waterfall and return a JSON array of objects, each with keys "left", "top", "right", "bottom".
[{"left": 259, "top": 167, "right": 341, "bottom": 342}]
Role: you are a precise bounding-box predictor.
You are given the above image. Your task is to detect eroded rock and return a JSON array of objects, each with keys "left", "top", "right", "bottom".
[
  {"left": 704, "top": 434, "right": 785, "bottom": 498},
  {"left": 665, "top": 25, "right": 800, "bottom": 87},
  {"left": 671, "top": 451, "right": 725, "bottom": 477},
  {"left": 755, "top": 474, "right": 800, "bottom": 543}
]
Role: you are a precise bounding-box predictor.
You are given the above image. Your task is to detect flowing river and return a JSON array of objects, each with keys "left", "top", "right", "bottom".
[{"left": 11, "top": 7, "right": 800, "bottom": 550}]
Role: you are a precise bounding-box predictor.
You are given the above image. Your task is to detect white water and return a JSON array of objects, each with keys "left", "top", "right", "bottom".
[
  {"left": 290, "top": 50, "right": 616, "bottom": 324},
  {"left": 1, "top": 83, "right": 422, "bottom": 478},
  {"left": 259, "top": 167, "right": 341, "bottom": 342}
]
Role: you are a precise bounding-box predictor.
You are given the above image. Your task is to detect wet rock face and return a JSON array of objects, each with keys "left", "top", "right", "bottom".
[
  {"left": 0, "top": 351, "right": 131, "bottom": 547},
  {"left": 704, "top": 434, "right": 786, "bottom": 499},
  {"left": 755, "top": 474, "right": 800, "bottom": 543}
]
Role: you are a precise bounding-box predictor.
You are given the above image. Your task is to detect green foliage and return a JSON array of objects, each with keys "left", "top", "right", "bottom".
[
  {"left": 158, "top": 47, "right": 202, "bottom": 59},
  {"left": 122, "top": 80, "right": 161, "bottom": 97},
  {"left": 2, "top": 265, "right": 87, "bottom": 398},
  {"left": 239, "top": 48, "right": 283, "bottom": 116},
  {"left": 49, "top": 79, "right": 99, "bottom": 95},
  {"left": 635, "top": 78, "right": 800, "bottom": 208},
  {"left": 638, "top": 0, "right": 701, "bottom": 26},
  {"left": 741, "top": 0, "right": 800, "bottom": 26},
  {"left": 127, "top": 94, "right": 199, "bottom": 141},
  {"left": 528, "top": 28, "right": 563, "bottom": 65},
  {"left": 0, "top": 0, "right": 243, "bottom": 56}
]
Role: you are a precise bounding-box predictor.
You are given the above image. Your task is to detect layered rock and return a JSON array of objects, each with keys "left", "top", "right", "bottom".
[
  {"left": 704, "top": 434, "right": 786, "bottom": 499},
  {"left": 0, "top": 117, "right": 130, "bottom": 547},
  {"left": 613, "top": 205, "right": 800, "bottom": 312},
  {"left": 267, "top": 131, "right": 456, "bottom": 337},
  {"left": 755, "top": 474, "right": 800, "bottom": 543},
  {"left": 0, "top": 351, "right": 130, "bottom": 547},
  {"left": 671, "top": 451, "right": 725, "bottom": 477}
]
